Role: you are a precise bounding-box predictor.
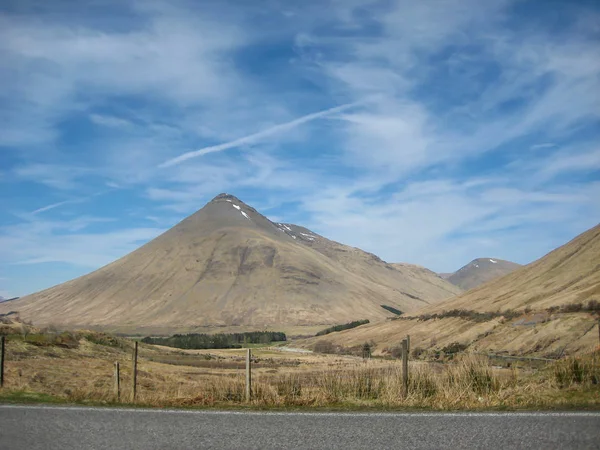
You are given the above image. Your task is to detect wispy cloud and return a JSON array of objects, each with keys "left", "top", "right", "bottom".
[
  {"left": 0, "top": 215, "right": 161, "bottom": 268},
  {"left": 89, "top": 113, "right": 132, "bottom": 128},
  {"left": 13, "top": 164, "right": 92, "bottom": 190},
  {"left": 530, "top": 143, "right": 556, "bottom": 150}
]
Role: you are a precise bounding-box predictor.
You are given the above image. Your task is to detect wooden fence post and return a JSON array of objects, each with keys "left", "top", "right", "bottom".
[
  {"left": 402, "top": 339, "right": 409, "bottom": 396},
  {"left": 114, "top": 361, "right": 120, "bottom": 400},
  {"left": 246, "top": 348, "right": 252, "bottom": 402},
  {"left": 406, "top": 335, "right": 411, "bottom": 355},
  {"left": 0, "top": 336, "right": 5, "bottom": 388},
  {"left": 132, "top": 341, "right": 138, "bottom": 401}
]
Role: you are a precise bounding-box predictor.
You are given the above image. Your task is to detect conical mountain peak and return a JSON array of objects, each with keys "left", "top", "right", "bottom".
[
  {"left": 173, "top": 192, "right": 289, "bottom": 241},
  {"left": 0, "top": 191, "right": 463, "bottom": 332},
  {"left": 211, "top": 193, "right": 243, "bottom": 203}
]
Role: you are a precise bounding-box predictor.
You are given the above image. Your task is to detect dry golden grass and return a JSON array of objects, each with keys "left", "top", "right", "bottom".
[
  {"left": 298, "top": 312, "right": 599, "bottom": 359},
  {"left": 1, "top": 332, "right": 598, "bottom": 410}
]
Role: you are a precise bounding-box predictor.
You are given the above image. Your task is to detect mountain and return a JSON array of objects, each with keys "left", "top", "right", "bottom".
[
  {"left": 388, "top": 263, "right": 461, "bottom": 298},
  {"left": 445, "top": 258, "right": 522, "bottom": 290},
  {"left": 299, "top": 224, "right": 600, "bottom": 357},
  {"left": 0, "top": 193, "right": 460, "bottom": 334},
  {"left": 275, "top": 225, "right": 461, "bottom": 302},
  {"left": 425, "top": 224, "right": 600, "bottom": 313}
]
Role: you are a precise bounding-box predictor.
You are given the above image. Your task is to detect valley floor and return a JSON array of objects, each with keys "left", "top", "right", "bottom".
[{"left": 0, "top": 330, "right": 599, "bottom": 411}]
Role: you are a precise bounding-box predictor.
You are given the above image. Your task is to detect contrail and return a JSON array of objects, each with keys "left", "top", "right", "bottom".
[
  {"left": 29, "top": 189, "right": 117, "bottom": 215},
  {"left": 159, "top": 101, "right": 363, "bottom": 168},
  {"left": 31, "top": 200, "right": 76, "bottom": 215}
]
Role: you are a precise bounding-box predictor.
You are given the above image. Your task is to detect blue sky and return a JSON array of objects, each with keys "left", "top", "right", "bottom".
[{"left": 1, "top": 0, "right": 599, "bottom": 298}]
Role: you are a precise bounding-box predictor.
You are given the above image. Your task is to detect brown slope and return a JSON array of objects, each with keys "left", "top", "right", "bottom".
[
  {"left": 0, "top": 194, "right": 459, "bottom": 332},
  {"left": 273, "top": 223, "right": 462, "bottom": 309},
  {"left": 420, "top": 223, "right": 600, "bottom": 313},
  {"left": 299, "top": 223, "right": 600, "bottom": 357},
  {"left": 445, "top": 258, "right": 521, "bottom": 290}
]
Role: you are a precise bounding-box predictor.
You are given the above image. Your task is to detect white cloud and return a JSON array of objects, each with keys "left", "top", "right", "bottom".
[
  {"left": 0, "top": 5, "right": 247, "bottom": 150},
  {"left": 530, "top": 143, "right": 556, "bottom": 150},
  {"left": 297, "top": 177, "right": 600, "bottom": 271},
  {"left": 89, "top": 114, "right": 132, "bottom": 128},
  {"left": 535, "top": 147, "right": 600, "bottom": 181},
  {"left": 14, "top": 164, "right": 91, "bottom": 190},
  {"left": 0, "top": 215, "right": 162, "bottom": 268}
]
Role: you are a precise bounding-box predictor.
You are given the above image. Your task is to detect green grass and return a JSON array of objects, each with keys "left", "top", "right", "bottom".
[{"left": 0, "top": 390, "right": 68, "bottom": 405}]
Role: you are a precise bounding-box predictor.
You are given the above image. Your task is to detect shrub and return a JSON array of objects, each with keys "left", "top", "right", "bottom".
[
  {"left": 390, "top": 346, "right": 404, "bottom": 359},
  {"left": 411, "top": 347, "right": 425, "bottom": 359},
  {"left": 24, "top": 331, "right": 79, "bottom": 349},
  {"left": 585, "top": 299, "right": 600, "bottom": 312},
  {"left": 561, "top": 303, "right": 583, "bottom": 313},
  {"left": 393, "top": 309, "right": 521, "bottom": 323},
  {"left": 313, "top": 340, "right": 335, "bottom": 354},
  {"left": 84, "top": 332, "right": 122, "bottom": 348},
  {"left": 441, "top": 342, "right": 469, "bottom": 354}
]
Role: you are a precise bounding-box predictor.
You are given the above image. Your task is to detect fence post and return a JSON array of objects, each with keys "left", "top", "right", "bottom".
[
  {"left": 406, "top": 335, "right": 411, "bottom": 355},
  {"left": 402, "top": 339, "right": 409, "bottom": 396},
  {"left": 245, "top": 348, "right": 252, "bottom": 402},
  {"left": 132, "top": 341, "right": 138, "bottom": 401},
  {"left": 114, "top": 361, "right": 120, "bottom": 400},
  {"left": 0, "top": 336, "right": 5, "bottom": 388}
]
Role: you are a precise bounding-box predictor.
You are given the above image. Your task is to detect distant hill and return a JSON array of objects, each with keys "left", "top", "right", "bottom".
[
  {"left": 299, "top": 223, "right": 600, "bottom": 357},
  {"left": 0, "top": 193, "right": 459, "bottom": 334},
  {"left": 445, "top": 258, "right": 522, "bottom": 290}
]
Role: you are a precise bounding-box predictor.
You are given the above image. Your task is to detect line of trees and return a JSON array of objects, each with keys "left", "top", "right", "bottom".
[
  {"left": 380, "top": 305, "right": 403, "bottom": 315},
  {"left": 141, "top": 331, "right": 287, "bottom": 349},
  {"left": 315, "top": 319, "right": 370, "bottom": 336}
]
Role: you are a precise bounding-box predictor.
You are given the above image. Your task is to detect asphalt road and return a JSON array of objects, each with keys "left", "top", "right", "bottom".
[{"left": 0, "top": 405, "right": 599, "bottom": 450}]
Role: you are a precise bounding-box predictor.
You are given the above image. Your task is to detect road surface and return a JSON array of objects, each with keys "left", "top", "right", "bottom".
[{"left": 0, "top": 405, "right": 599, "bottom": 449}]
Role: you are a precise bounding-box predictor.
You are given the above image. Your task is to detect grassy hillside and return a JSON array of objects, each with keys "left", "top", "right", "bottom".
[{"left": 297, "top": 224, "right": 600, "bottom": 358}]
